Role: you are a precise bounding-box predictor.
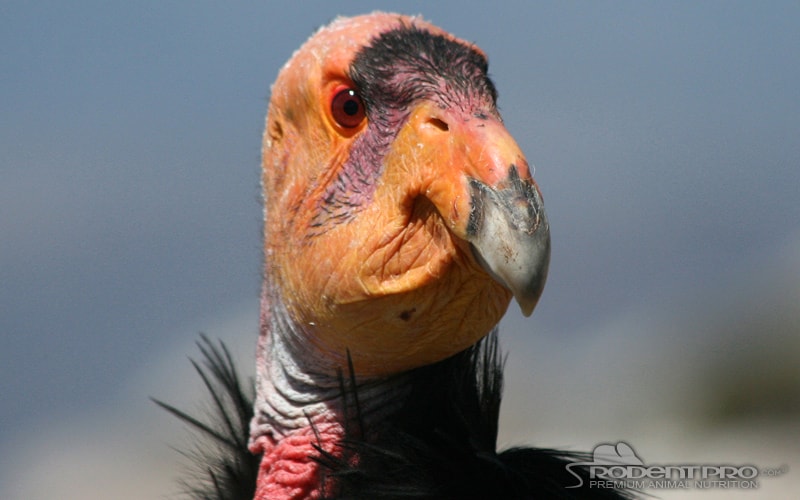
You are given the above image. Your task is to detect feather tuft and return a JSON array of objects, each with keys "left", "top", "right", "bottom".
[
  {"left": 314, "top": 331, "right": 638, "bottom": 499},
  {"left": 153, "top": 334, "right": 259, "bottom": 500},
  {"left": 159, "top": 332, "right": 636, "bottom": 499}
]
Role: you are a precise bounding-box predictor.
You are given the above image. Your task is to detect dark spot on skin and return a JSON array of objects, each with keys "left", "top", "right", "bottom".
[
  {"left": 474, "top": 111, "right": 488, "bottom": 120},
  {"left": 399, "top": 308, "right": 417, "bottom": 321},
  {"left": 466, "top": 178, "right": 486, "bottom": 237}
]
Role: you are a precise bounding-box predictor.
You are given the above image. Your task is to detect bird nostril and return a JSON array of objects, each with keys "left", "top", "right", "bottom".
[{"left": 428, "top": 117, "right": 449, "bottom": 132}]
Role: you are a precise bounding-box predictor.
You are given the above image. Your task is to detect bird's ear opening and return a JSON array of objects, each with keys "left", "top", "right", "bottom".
[
  {"left": 326, "top": 82, "right": 367, "bottom": 136},
  {"left": 267, "top": 116, "right": 283, "bottom": 144}
]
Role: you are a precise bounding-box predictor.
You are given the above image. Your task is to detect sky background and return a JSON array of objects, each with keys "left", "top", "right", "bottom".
[{"left": 2, "top": 1, "right": 799, "bottom": 498}]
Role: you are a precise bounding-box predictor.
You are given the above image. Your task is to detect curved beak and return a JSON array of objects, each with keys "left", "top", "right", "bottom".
[
  {"left": 401, "top": 103, "right": 551, "bottom": 316},
  {"left": 467, "top": 166, "right": 550, "bottom": 316}
]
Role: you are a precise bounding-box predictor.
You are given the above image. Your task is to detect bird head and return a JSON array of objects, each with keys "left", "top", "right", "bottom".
[{"left": 261, "top": 13, "right": 550, "bottom": 377}]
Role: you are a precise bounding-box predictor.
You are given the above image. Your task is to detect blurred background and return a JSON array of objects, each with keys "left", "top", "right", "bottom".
[{"left": 1, "top": 1, "right": 798, "bottom": 498}]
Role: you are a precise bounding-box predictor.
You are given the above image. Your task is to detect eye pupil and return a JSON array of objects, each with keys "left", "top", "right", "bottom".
[
  {"left": 332, "top": 88, "right": 366, "bottom": 128},
  {"left": 343, "top": 99, "right": 359, "bottom": 116}
]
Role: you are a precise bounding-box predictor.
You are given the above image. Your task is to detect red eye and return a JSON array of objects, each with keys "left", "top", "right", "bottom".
[{"left": 331, "top": 88, "right": 366, "bottom": 128}]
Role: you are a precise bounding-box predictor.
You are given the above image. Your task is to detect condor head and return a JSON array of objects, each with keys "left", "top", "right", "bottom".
[{"left": 261, "top": 14, "right": 550, "bottom": 377}]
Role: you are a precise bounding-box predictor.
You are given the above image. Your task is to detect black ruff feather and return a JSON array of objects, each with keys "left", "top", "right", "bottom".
[
  {"left": 153, "top": 334, "right": 258, "bottom": 500},
  {"left": 158, "top": 332, "right": 635, "bottom": 499},
  {"left": 315, "top": 331, "right": 636, "bottom": 499}
]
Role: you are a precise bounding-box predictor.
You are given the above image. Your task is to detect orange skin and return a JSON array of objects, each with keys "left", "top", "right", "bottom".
[
  {"left": 262, "top": 13, "right": 537, "bottom": 377},
  {"left": 252, "top": 13, "right": 549, "bottom": 499}
]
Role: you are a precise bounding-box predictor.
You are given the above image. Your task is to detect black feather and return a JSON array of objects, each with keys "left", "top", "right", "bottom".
[
  {"left": 159, "top": 332, "right": 635, "bottom": 499},
  {"left": 315, "top": 331, "right": 637, "bottom": 499},
  {"left": 350, "top": 24, "right": 498, "bottom": 116},
  {"left": 153, "top": 334, "right": 259, "bottom": 500}
]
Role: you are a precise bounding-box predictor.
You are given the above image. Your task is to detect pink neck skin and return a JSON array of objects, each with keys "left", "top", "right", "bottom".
[
  {"left": 249, "top": 293, "right": 411, "bottom": 499},
  {"left": 253, "top": 420, "right": 343, "bottom": 500}
]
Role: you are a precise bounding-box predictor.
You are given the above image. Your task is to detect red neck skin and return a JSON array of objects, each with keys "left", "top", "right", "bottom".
[
  {"left": 249, "top": 292, "right": 411, "bottom": 499},
  {"left": 253, "top": 419, "right": 343, "bottom": 500}
]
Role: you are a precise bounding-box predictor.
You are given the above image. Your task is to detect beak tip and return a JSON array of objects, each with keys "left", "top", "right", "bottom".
[
  {"left": 471, "top": 235, "right": 550, "bottom": 319},
  {"left": 510, "top": 266, "right": 548, "bottom": 318},
  {"left": 517, "top": 299, "right": 537, "bottom": 318}
]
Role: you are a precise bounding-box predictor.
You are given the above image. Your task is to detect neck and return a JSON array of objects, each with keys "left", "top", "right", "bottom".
[{"left": 249, "top": 289, "right": 412, "bottom": 499}]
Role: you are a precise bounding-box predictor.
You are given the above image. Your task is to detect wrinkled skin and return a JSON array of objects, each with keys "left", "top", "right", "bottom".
[
  {"left": 252, "top": 12, "right": 550, "bottom": 500},
  {"left": 262, "top": 13, "right": 547, "bottom": 376}
]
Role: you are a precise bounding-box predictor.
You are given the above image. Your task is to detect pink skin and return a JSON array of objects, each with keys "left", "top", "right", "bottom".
[
  {"left": 247, "top": 15, "right": 444, "bottom": 499},
  {"left": 248, "top": 291, "right": 410, "bottom": 499},
  {"left": 247, "top": 12, "right": 531, "bottom": 499},
  {"left": 248, "top": 290, "right": 342, "bottom": 500},
  {"left": 253, "top": 422, "right": 342, "bottom": 500}
]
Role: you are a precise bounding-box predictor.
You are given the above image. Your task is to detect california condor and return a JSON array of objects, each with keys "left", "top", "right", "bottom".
[{"left": 157, "top": 12, "right": 634, "bottom": 500}]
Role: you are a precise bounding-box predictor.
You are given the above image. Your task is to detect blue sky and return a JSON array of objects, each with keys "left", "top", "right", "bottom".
[{"left": 2, "top": 2, "right": 799, "bottom": 498}]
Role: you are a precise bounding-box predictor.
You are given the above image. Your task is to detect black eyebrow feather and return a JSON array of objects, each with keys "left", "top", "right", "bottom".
[{"left": 349, "top": 24, "right": 497, "bottom": 116}]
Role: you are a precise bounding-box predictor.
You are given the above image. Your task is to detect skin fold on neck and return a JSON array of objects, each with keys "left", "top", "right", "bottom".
[{"left": 249, "top": 291, "right": 413, "bottom": 499}]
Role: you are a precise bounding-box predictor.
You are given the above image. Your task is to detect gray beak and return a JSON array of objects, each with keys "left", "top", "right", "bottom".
[{"left": 467, "top": 166, "right": 551, "bottom": 317}]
